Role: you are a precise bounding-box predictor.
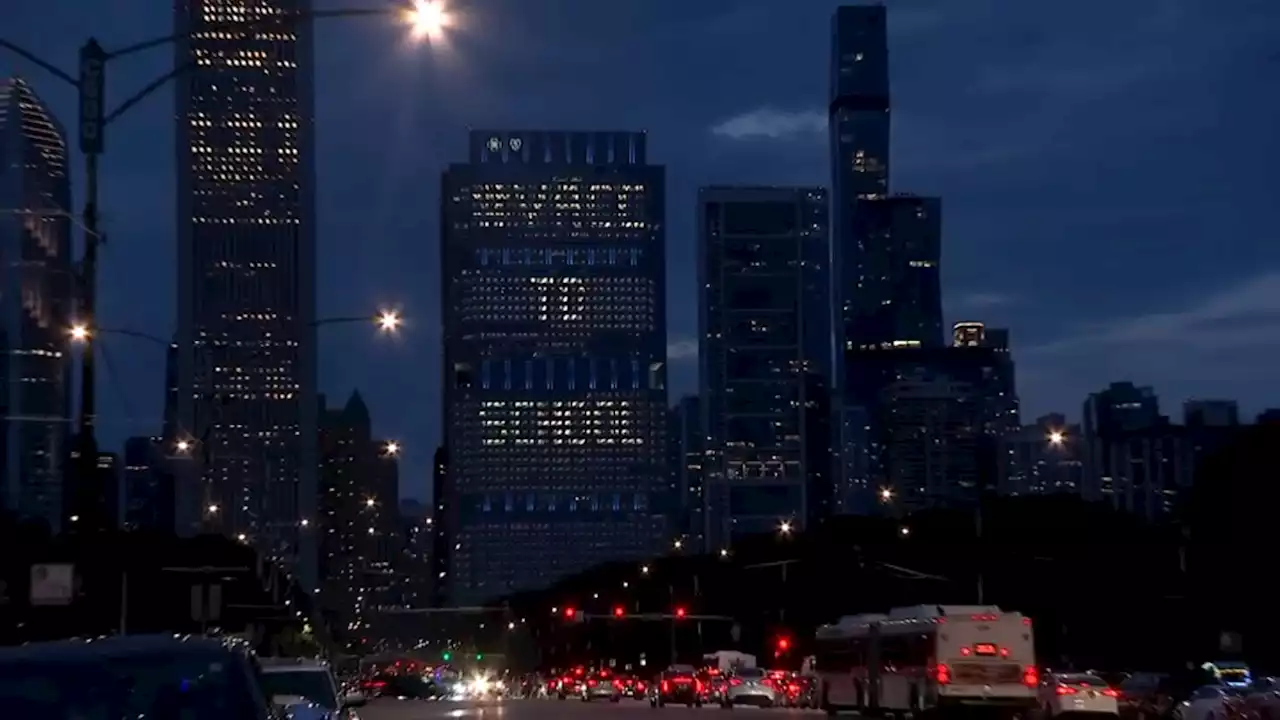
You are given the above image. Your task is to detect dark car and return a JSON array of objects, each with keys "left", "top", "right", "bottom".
[
  {"left": 617, "top": 674, "right": 649, "bottom": 700},
  {"left": 0, "top": 634, "right": 279, "bottom": 719},
  {"left": 580, "top": 669, "right": 621, "bottom": 702},
  {"left": 651, "top": 666, "right": 704, "bottom": 708},
  {"left": 363, "top": 673, "right": 438, "bottom": 700}
]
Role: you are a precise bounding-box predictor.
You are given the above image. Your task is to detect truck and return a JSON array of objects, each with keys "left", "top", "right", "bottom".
[{"left": 702, "top": 650, "right": 757, "bottom": 673}]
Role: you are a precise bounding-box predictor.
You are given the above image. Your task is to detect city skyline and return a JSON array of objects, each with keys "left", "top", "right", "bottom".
[{"left": 3, "top": 0, "right": 1279, "bottom": 498}]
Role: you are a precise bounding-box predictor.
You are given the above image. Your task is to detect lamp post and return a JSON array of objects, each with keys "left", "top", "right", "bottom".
[{"left": 2, "top": 1, "right": 449, "bottom": 531}]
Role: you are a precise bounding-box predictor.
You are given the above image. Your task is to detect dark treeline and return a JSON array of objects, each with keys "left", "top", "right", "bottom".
[{"left": 505, "top": 423, "right": 1280, "bottom": 674}]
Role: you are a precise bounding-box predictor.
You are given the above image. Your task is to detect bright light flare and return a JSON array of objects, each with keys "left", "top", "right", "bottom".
[
  {"left": 406, "top": 0, "right": 450, "bottom": 41},
  {"left": 68, "top": 325, "right": 91, "bottom": 342},
  {"left": 384, "top": 441, "right": 401, "bottom": 456},
  {"left": 175, "top": 439, "right": 192, "bottom": 453},
  {"left": 1047, "top": 431, "right": 1066, "bottom": 446},
  {"left": 376, "top": 311, "right": 402, "bottom": 333},
  {"left": 778, "top": 520, "right": 794, "bottom": 535}
]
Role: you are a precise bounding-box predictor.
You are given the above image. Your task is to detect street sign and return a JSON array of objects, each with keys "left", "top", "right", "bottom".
[
  {"left": 30, "top": 564, "right": 75, "bottom": 605},
  {"left": 78, "top": 40, "right": 107, "bottom": 155}
]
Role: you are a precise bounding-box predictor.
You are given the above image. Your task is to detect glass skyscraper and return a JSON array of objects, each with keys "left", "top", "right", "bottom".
[
  {"left": 0, "top": 77, "right": 74, "bottom": 533},
  {"left": 173, "top": 0, "right": 318, "bottom": 588},
  {"left": 697, "top": 186, "right": 832, "bottom": 547},
  {"left": 440, "top": 130, "right": 668, "bottom": 605}
]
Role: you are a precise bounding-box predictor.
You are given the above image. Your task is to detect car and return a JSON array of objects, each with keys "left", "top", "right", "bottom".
[
  {"left": 651, "top": 666, "right": 704, "bottom": 708},
  {"left": 615, "top": 674, "right": 648, "bottom": 700},
  {"left": 580, "top": 669, "right": 621, "bottom": 702},
  {"left": 260, "top": 658, "right": 367, "bottom": 719},
  {"left": 1038, "top": 673, "right": 1120, "bottom": 719},
  {"left": 722, "top": 667, "right": 779, "bottom": 708},
  {"left": 1181, "top": 685, "right": 1249, "bottom": 720},
  {"left": 0, "top": 634, "right": 279, "bottom": 718}
]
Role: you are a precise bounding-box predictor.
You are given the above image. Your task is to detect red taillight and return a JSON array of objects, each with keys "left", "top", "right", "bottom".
[
  {"left": 1102, "top": 689, "right": 1120, "bottom": 698},
  {"left": 960, "top": 647, "right": 971, "bottom": 656},
  {"left": 637, "top": 682, "right": 646, "bottom": 691},
  {"left": 588, "top": 680, "right": 597, "bottom": 687},
  {"left": 1056, "top": 686, "right": 1077, "bottom": 696},
  {"left": 1000, "top": 648, "right": 1010, "bottom": 658},
  {"left": 1023, "top": 666, "right": 1039, "bottom": 687},
  {"left": 695, "top": 681, "right": 704, "bottom": 693},
  {"left": 661, "top": 681, "right": 669, "bottom": 692},
  {"left": 730, "top": 678, "right": 742, "bottom": 686},
  {"left": 614, "top": 680, "right": 623, "bottom": 689},
  {"left": 936, "top": 664, "right": 951, "bottom": 685}
]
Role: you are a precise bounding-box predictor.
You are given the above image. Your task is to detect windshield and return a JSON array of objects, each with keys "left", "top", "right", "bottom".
[
  {"left": 260, "top": 670, "right": 338, "bottom": 709},
  {"left": 0, "top": 650, "right": 261, "bottom": 718}
]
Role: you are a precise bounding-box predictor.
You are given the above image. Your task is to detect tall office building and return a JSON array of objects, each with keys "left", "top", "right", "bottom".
[
  {"left": 667, "top": 396, "right": 704, "bottom": 552},
  {"left": 829, "top": 4, "right": 891, "bottom": 365},
  {"left": 440, "top": 131, "right": 668, "bottom": 604},
  {"left": 173, "top": 1, "right": 319, "bottom": 587},
  {"left": 0, "top": 77, "right": 74, "bottom": 533},
  {"left": 697, "top": 187, "right": 832, "bottom": 547}
]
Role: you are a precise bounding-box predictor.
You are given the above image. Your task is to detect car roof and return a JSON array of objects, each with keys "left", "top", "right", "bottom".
[
  {"left": 261, "top": 663, "right": 331, "bottom": 674},
  {"left": 0, "top": 634, "right": 251, "bottom": 664}
]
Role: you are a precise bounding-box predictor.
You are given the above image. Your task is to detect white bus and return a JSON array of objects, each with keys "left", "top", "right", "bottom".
[{"left": 813, "top": 605, "right": 1038, "bottom": 719}]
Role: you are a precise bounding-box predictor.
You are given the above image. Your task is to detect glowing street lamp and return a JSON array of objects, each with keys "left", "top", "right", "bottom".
[
  {"left": 376, "top": 310, "right": 402, "bottom": 333},
  {"left": 383, "top": 441, "right": 401, "bottom": 457},
  {"left": 1047, "top": 431, "right": 1066, "bottom": 446},
  {"left": 68, "top": 324, "right": 91, "bottom": 342},
  {"left": 175, "top": 439, "right": 191, "bottom": 454},
  {"left": 778, "top": 520, "right": 794, "bottom": 536},
  {"left": 406, "top": 0, "right": 451, "bottom": 41},
  {"left": 879, "top": 487, "right": 894, "bottom": 502}
]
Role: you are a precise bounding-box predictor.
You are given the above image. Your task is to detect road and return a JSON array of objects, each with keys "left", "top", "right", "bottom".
[{"left": 360, "top": 698, "right": 824, "bottom": 720}]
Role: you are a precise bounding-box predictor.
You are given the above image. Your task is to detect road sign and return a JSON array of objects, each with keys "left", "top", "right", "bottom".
[
  {"left": 78, "top": 40, "right": 106, "bottom": 155},
  {"left": 30, "top": 564, "right": 75, "bottom": 605}
]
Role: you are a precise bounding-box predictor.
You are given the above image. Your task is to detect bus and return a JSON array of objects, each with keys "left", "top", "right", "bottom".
[{"left": 813, "top": 605, "right": 1038, "bottom": 718}]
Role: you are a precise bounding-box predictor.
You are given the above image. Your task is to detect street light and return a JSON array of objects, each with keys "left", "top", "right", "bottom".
[
  {"left": 1047, "top": 430, "right": 1066, "bottom": 446},
  {"left": 407, "top": 0, "right": 452, "bottom": 41},
  {"left": 778, "top": 520, "right": 794, "bottom": 536},
  {"left": 174, "top": 440, "right": 191, "bottom": 454},
  {"left": 68, "top": 324, "right": 91, "bottom": 342},
  {"left": 383, "top": 441, "right": 402, "bottom": 457},
  {"left": 879, "top": 487, "right": 894, "bottom": 502}
]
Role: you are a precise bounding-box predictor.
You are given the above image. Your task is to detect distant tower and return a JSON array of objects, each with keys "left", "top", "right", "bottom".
[{"left": 0, "top": 77, "right": 74, "bottom": 533}]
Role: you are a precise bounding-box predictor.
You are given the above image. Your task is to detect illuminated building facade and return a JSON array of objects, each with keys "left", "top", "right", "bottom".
[
  {"left": 697, "top": 187, "right": 832, "bottom": 546},
  {"left": 173, "top": 0, "right": 318, "bottom": 587},
  {"left": 440, "top": 130, "right": 668, "bottom": 604},
  {"left": 0, "top": 77, "right": 74, "bottom": 533}
]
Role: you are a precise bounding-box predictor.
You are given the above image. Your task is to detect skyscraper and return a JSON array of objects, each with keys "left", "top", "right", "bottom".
[
  {"left": 440, "top": 130, "right": 668, "bottom": 604},
  {"left": 829, "top": 4, "right": 891, "bottom": 365},
  {"left": 173, "top": 0, "right": 319, "bottom": 588},
  {"left": 0, "top": 77, "right": 74, "bottom": 533},
  {"left": 697, "top": 186, "right": 832, "bottom": 547}
]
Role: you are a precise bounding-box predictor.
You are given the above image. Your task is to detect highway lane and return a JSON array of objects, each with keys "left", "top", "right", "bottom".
[{"left": 359, "top": 697, "right": 824, "bottom": 720}]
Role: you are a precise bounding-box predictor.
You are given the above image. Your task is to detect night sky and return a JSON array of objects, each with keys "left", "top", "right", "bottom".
[{"left": 5, "top": 0, "right": 1278, "bottom": 500}]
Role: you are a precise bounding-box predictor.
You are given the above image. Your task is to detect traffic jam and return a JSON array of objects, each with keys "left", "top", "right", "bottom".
[{"left": 543, "top": 659, "right": 818, "bottom": 709}]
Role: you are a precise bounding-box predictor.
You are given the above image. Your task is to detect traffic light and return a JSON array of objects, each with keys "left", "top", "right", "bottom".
[
  {"left": 442, "top": 651, "right": 452, "bottom": 662},
  {"left": 776, "top": 637, "right": 791, "bottom": 652},
  {"left": 613, "top": 605, "right": 626, "bottom": 618},
  {"left": 476, "top": 653, "right": 484, "bottom": 661},
  {"left": 563, "top": 607, "right": 576, "bottom": 619},
  {"left": 674, "top": 606, "right": 687, "bottom": 619}
]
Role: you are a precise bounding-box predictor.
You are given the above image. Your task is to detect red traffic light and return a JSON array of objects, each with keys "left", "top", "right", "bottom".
[
  {"left": 563, "top": 607, "right": 576, "bottom": 619},
  {"left": 777, "top": 637, "right": 791, "bottom": 651},
  {"left": 613, "top": 606, "right": 626, "bottom": 617},
  {"left": 675, "top": 606, "right": 687, "bottom": 618}
]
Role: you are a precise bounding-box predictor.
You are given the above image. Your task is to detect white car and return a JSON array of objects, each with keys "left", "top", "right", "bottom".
[
  {"left": 723, "top": 667, "right": 779, "bottom": 709},
  {"left": 1039, "top": 673, "right": 1120, "bottom": 718},
  {"left": 259, "top": 658, "right": 366, "bottom": 719}
]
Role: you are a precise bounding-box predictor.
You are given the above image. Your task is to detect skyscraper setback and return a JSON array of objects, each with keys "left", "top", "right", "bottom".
[
  {"left": 0, "top": 77, "right": 74, "bottom": 533},
  {"left": 440, "top": 131, "right": 669, "bottom": 604},
  {"left": 173, "top": 0, "right": 319, "bottom": 587}
]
